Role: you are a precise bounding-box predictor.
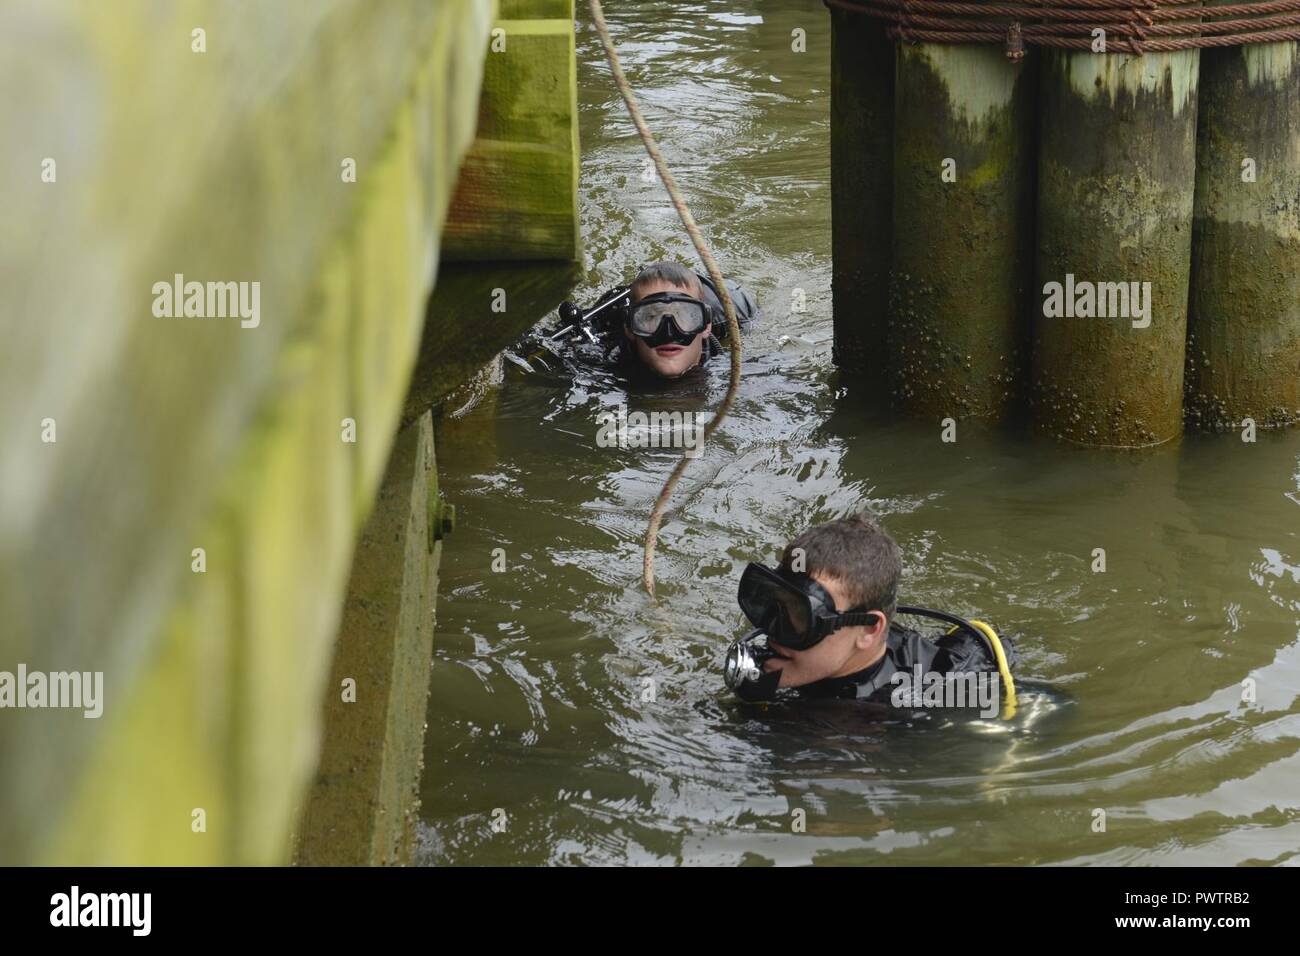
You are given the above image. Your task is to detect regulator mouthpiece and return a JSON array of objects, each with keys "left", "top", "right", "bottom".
[{"left": 724, "top": 633, "right": 781, "bottom": 702}]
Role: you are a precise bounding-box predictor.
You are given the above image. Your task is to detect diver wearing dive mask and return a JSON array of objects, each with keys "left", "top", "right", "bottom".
[
  {"left": 614, "top": 261, "right": 758, "bottom": 379},
  {"left": 725, "top": 560, "right": 890, "bottom": 702},
  {"left": 510, "top": 261, "right": 759, "bottom": 379},
  {"left": 724, "top": 516, "right": 1015, "bottom": 712}
]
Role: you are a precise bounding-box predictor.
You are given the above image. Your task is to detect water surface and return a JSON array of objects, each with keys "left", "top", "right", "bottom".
[{"left": 417, "top": 0, "right": 1300, "bottom": 866}]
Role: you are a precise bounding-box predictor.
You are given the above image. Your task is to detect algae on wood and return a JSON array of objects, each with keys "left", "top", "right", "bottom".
[
  {"left": 890, "top": 44, "right": 1035, "bottom": 423},
  {"left": 1033, "top": 50, "right": 1200, "bottom": 446},
  {"left": 1188, "top": 41, "right": 1300, "bottom": 431},
  {"left": 296, "top": 413, "right": 443, "bottom": 867},
  {"left": 442, "top": 1, "right": 580, "bottom": 261},
  {"left": 0, "top": 0, "right": 500, "bottom": 865}
]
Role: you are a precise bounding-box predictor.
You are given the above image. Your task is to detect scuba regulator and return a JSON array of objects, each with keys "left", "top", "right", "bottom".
[{"left": 723, "top": 629, "right": 782, "bottom": 702}]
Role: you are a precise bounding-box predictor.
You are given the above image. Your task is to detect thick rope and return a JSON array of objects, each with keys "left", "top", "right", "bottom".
[
  {"left": 587, "top": 0, "right": 744, "bottom": 598},
  {"left": 825, "top": 0, "right": 1300, "bottom": 57}
]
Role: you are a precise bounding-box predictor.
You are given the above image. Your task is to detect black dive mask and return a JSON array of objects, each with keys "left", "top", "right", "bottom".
[
  {"left": 737, "top": 562, "right": 884, "bottom": 651},
  {"left": 624, "top": 292, "right": 710, "bottom": 347}
]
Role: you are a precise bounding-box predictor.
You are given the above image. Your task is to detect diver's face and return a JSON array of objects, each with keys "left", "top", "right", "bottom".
[
  {"left": 761, "top": 573, "right": 888, "bottom": 688},
  {"left": 624, "top": 278, "right": 707, "bottom": 378}
]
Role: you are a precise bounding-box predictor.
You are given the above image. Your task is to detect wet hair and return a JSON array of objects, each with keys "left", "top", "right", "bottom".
[
  {"left": 779, "top": 514, "right": 902, "bottom": 617},
  {"left": 629, "top": 261, "right": 702, "bottom": 301}
]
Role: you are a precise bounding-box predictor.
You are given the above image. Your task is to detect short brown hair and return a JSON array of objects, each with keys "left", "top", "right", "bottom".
[
  {"left": 779, "top": 514, "right": 901, "bottom": 616},
  {"left": 629, "top": 260, "right": 701, "bottom": 301}
]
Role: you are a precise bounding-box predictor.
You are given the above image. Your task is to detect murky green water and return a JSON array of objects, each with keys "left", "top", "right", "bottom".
[{"left": 416, "top": 1, "right": 1300, "bottom": 866}]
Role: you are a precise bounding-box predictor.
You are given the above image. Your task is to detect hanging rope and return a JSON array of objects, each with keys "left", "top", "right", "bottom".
[{"left": 587, "top": 0, "right": 744, "bottom": 598}]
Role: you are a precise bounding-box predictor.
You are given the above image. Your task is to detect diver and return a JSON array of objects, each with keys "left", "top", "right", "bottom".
[
  {"left": 510, "top": 260, "right": 759, "bottom": 379},
  {"left": 724, "top": 515, "right": 1017, "bottom": 718}
]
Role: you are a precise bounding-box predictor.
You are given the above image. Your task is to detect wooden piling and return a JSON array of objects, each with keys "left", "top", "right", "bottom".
[
  {"left": 1032, "top": 51, "right": 1200, "bottom": 446},
  {"left": 829, "top": 8, "right": 893, "bottom": 384},
  {"left": 889, "top": 44, "right": 1035, "bottom": 422},
  {"left": 1187, "top": 41, "right": 1300, "bottom": 431}
]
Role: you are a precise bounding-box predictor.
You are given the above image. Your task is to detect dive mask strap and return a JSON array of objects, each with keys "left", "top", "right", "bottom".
[{"left": 828, "top": 610, "right": 880, "bottom": 630}]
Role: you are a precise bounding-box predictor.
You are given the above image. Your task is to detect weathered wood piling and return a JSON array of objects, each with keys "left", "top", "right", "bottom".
[
  {"left": 1187, "top": 40, "right": 1300, "bottom": 431},
  {"left": 1033, "top": 50, "right": 1200, "bottom": 445},
  {"left": 828, "top": 0, "right": 1300, "bottom": 445},
  {"left": 891, "top": 44, "right": 1035, "bottom": 422},
  {"left": 830, "top": 8, "right": 894, "bottom": 385}
]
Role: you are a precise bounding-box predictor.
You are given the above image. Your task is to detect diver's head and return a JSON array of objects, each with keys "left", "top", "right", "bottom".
[
  {"left": 622, "top": 261, "right": 711, "bottom": 378},
  {"left": 741, "top": 515, "right": 902, "bottom": 690}
]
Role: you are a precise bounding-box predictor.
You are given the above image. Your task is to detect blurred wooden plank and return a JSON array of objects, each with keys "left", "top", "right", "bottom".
[{"left": 443, "top": 6, "right": 580, "bottom": 261}]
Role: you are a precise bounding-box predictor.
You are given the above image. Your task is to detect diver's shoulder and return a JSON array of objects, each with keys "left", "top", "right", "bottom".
[
  {"left": 695, "top": 271, "right": 760, "bottom": 325},
  {"left": 934, "top": 624, "right": 1016, "bottom": 673}
]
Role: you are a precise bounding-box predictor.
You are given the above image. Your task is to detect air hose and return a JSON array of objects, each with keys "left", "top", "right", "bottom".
[{"left": 898, "top": 605, "right": 1019, "bottom": 720}]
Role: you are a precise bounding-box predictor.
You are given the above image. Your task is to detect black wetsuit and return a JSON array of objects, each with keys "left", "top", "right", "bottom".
[{"left": 796, "top": 622, "right": 1007, "bottom": 707}]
